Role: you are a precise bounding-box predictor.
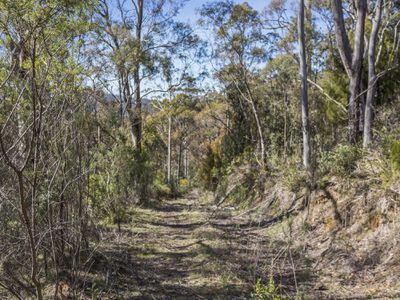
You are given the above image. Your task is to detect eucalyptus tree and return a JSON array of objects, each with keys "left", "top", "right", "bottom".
[
  {"left": 199, "top": 1, "right": 273, "bottom": 166},
  {"left": 363, "top": 0, "right": 383, "bottom": 148},
  {"left": 93, "top": 0, "right": 198, "bottom": 151},
  {"left": 298, "top": 0, "right": 311, "bottom": 170},
  {"left": 159, "top": 56, "right": 200, "bottom": 185},
  {"left": 168, "top": 94, "right": 198, "bottom": 182},
  {"left": 331, "top": 0, "right": 367, "bottom": 144},
  {"left": 363, "top": 0, "right": 400, "bottom": 148},
  {"left": 151, "top": 90, "right": 199, "bottom": 185}
]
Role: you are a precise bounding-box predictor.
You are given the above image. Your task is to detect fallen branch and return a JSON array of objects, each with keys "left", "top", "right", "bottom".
[
  {"left": 215, "top": 181, "right": 244, "bottom": 208},
  {"left": 232, "top": 190, "right": 277, "bottom": 220},
  {"left": 210, "top": 193, "right": 305, "bottom": 231}
]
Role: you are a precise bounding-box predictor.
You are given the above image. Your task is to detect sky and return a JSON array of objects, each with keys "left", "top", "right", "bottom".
[
  {"left": 177, "top": 0, "right": 268, "bottom": 24},
  {"left": 104, "top": 0, "right": 277, "bottom": 97},
  {"left": 172, "top": 0, "right": 271, "bottom": 92}
]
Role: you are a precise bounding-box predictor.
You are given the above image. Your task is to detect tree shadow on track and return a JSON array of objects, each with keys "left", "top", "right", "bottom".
[{"left": 78, "top": 193, "right": 319, "bottom": 299}]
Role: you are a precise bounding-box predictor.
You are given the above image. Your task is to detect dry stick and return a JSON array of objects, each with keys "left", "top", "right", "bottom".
[
  {"left": 0, "top": 281, "right": 24, "bottom": 300},
  {"left": 288, "top": 246, "right": 298, "bottom": 295},
  {"left": 239, "top": 193, "right": 305, "bottom": 232},
  {"left": 249, "top": 214, "right": 272, "bottom": 282},
  {"left": 270, "top": 246, "right": 288, "bottom": 271},
  {"left": 232, "top": 190, "right": 277, "bottom": 220},
  {"left": 306, "top": 78, "right": 347, "bottom": 113},
  {"left": 45, "top": 159, "right": 62, "bottom": 299},
  {"left": 1, "top": 77, "right": 29, "bottom": 135},
  {"left": 215, "top": 182, "right": 244, "bottom": 208}
]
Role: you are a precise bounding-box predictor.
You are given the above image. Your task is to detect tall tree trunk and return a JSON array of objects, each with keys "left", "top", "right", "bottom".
[
  {"left": 249, "top": 100, "right": 265, "bottom": 164},
  {"left": 305, "top": 0, "right": 313, "bottom": 75},
  {"left": 177, "top": 141, "right": 182, "bottom": 180},
  {"left": 183, "top": 137, "right": 188, "bottom": 178},
  {"left": 349, "top": 0, "right": 367, "bottom": 144},
  {"left": 298, "top": 0, "right": 312, "bottom": 170},
  {"left": 242, "top": 76, "right": 265, "bottom": 165},
  {"left": 331, "top": 0, "right": 353, "bottom": 76},
  {"left": 363, "top": 0, "right": 383, "bottom": 148},
  {"left": 121, "top": 71, "right": 136, "bottom": 147},
  {"left": 283, "top": 91, "right": 288, "bottom": 160},
  {"left": 241, "top": 71, "right": 264, "bottom": 164},
  {"left": 167, "top": 114, "right": 172, "bottom": 184},
  {"left": 332, "top": 0, "right": 367, "bottom": 144},
  {"left": 359, "top": 80, "right": 366, "bottom": 133},
  {"left": 132, "top": 0, "right": 144, "bottom": 151}
]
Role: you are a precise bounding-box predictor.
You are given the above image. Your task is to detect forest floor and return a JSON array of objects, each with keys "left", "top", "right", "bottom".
[
  {"left": 76, "top": 190, "right": 398, "bottom": 299},
  {"left": 80, "top": 189, "right": 327, "bottom": 299}
]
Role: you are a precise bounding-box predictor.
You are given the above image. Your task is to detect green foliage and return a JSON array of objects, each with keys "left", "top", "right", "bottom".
[
  {"left": 87, "top": 282, "right": 100, "bottom": 300},
  {"left": 319, "top": 71, "right": 348, "bottom": 122},
  {"left": 131, "top": 150, "right": 155, "bottom": 203},
  {"left": 220, "top": 88, "right": 254, "bottom": 161},
  {"left": 153, "top": 177, "right": 190, "bottom": 199},
  {"left": 319, "top": 144, "right": 362, "bottom": 176},
  {"left": 251, "top": 277, "right": 281, "bottom": 300},
  {"left": 379, "top": 139, "right": 400, "bottom": 187},
  {"left": 200, "top": 141, "right": 223, "bottom": 191},
  {"left": 390, "top": 140, "right": 400, "bottom": 172},
  {"left": 88, "top": 139, "right": 156, "bottom": 222},
  {"left": 154, "top": 179, "right": 172, "bottom": 199},
  {"left": 283, "top": 165, "right": 308, "bottom": 193},
  {"left": 178, "top": 178, "right": 190, "bottom": 194}
]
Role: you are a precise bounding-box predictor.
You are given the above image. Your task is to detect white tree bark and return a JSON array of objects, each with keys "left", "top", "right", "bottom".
[
  {"left": 363, "top": 0, "right": 383, "bottom": 149},
  {"left": 167, "top": 114, "right": 172, "bottom": 184},
  {"left": 332, "top": 0, "right": 367, "bottom": 143},
  {"left": 298, "top": 0, "right": 311, "bottom": 170}
]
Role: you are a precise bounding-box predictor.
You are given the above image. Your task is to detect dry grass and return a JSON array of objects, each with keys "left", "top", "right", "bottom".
[{"left": 36, "top": 171, "right": 400, "bottom": 299}]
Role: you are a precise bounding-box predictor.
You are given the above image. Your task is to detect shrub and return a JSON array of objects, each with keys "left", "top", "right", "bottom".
[
  {"left": 251, "top": 277, "right": 281, "bottom": 300},
  {"left": 319, "top": 144, "right": 361, "bottom": 176},
  {"left": 375, "top": 137, "right": 400, "bottom": 188},
  {"left": 154, "top": 179, "right": 172, "bottom": 199},
  {"left": 154, "top": 176, "right": 185, "bottom": 199},
  {"left": 283, "top": 165, "right": 308, "bottom": 193},
  {"left": 169, "top": 176, "right": 180, "bottom": 197},
  {"left": 104, "top": 204, "right": 129, "bottom": 228},
  {"left": 390, "top": 140, "right": 400, "bottom": 172},
  {"left": 200, "top": 141, "right": 222, "bottom": 191},
  {"left": 88, "top": 140, "right": 156, "bottom": 220},
  {"left": 179, "top": 178, "right": 189, "bottom": 188},
  {"left": 130, "top": 149, "right": 155, "bottom": 203},
  {"left": 179, "top": 178, "right": 190, "bottom": 194}
]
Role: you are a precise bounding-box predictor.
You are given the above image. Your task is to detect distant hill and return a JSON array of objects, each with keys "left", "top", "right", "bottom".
[{"left": 103, "top": 93, "right": 152, "bottom": 111}]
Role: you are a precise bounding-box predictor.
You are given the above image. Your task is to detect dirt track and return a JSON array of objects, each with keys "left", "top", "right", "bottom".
[{"left": 85, "top": 190, "right": 318, "bottom": 299}]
